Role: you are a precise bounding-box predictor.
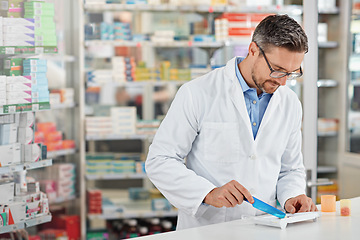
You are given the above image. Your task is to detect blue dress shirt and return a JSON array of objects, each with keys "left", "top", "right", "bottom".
[{"left": 235, "top": 57, "right": 272, "bottom": 139}]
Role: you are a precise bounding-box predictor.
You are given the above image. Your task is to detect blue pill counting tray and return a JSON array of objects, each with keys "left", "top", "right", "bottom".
[{"left": 253, "top": 212, "right": 321, "bottom": 229}]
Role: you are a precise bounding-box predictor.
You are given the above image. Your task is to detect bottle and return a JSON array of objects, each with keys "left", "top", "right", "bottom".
[
  {"left": 148, "top": 218, "right": 162, "bottom": 234},
  {"left": 125, "top": 219, "right": 139, "bottom": 238},
  {"left": 161, "top": 220, "right": 173, "bottom": 232},
  {"left": 139, "top": 226, "right": 149, "bottom": 236}
]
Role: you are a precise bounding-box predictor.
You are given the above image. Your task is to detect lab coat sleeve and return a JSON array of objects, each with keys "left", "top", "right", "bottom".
[
  {"left": 145, "top": 83, "right": 217, "bottom": 217},
  {"left": 276, "top": 99, "right": 306, "bottom": 209}
]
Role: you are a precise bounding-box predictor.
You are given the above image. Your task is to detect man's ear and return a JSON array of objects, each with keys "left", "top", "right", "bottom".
[{"left": 249, "top": 42, "right": 259, "bottom": 57}]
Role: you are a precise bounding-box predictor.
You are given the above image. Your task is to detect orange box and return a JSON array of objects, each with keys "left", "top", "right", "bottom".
[
  {"left": 45, "top": 131, "right": 63, "bottom": 142},
  {"left": 34, "top": 132, "right": 45, "bottom": 143},
  {"left": 62, "top": 140, "right": 76, "bottom": 149},
  {"left": 321, "top": 195, "right": 336, "bottom": 212},
  {"left": 37, "top": 122, "right": 57, "bottom": 133},
  {"left": 46, "top": 141, "right": 63, "bottom": 151}
]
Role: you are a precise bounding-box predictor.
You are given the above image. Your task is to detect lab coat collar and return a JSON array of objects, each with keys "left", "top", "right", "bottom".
[{"left": 225, "top": 57, "right": 282, "bottom": 142}]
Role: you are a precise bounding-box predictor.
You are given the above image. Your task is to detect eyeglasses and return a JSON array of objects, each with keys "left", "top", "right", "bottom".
[{"left": 256, "top": 44, "right": 303, "bottom": 80}]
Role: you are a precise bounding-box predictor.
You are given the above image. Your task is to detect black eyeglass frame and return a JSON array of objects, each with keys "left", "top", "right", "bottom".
[{"left": 256, "top": 43, "right": 303, "bottom": 80}]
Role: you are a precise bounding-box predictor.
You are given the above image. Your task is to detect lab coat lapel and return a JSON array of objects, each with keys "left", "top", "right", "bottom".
[
  {"left": 229, "top": 80, "right": 254, "bottom": 141},
  {"left": 255, "top": 89, "right": 282, "bottom": 141}
]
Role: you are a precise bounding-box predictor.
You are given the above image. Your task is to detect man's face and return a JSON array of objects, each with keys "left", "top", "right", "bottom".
[{"left": 251, "top": 46, "right": 305, "bottom": 94}]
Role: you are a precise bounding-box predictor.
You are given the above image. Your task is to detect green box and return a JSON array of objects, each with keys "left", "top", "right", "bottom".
[{"left": 4, "top": 58, "right": 23, "bottom": 70}]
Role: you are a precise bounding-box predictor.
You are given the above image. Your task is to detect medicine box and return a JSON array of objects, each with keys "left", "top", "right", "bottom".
[
  {"left": 0, "top": 123, "right": 18, "bottom": 145},
  {"left": 18, "top": 127, "right": 34, "bottom": 145},
  {"left": 0, "top": 143, "right": 21, "bottom": 167},
  {"left": 22, "top": 143, "right": 42, "bottom": 163},
  {"left": 8, "top": 202, "right": 26, "bottom": 224},
  {"left": 0, "top": 181, "right": 14, "bottom": 204},
  {"left": 19, "top": 112, "right": 35, "bottom": 128}
]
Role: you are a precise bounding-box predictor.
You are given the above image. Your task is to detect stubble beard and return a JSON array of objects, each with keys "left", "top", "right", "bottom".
[{"left": 251, "top": 72, "right": 280, "bottom": 94}]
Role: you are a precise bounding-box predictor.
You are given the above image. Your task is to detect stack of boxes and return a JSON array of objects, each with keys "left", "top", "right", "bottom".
[
  {"left": 111, "top": 107, "right": 136, "bottom": 135},
  {"left": 86, "top": 106, "right": 137, "bottom": 137},
  {"left": 151, "top": 30, "right": 175, "bottom": 43},
  {"left": 2, "top": 17, "right": 35, "bottom": 47},
  {"left": 100, "top": 22, "right": 132, "bottom": 41},
  {"left": 87, "top": 189, "right": 102, "bottom": 214},
  {"left": 114, "top": 22, "right": 132, "bottom": 41},
  {"left": 215, "top": 13, "right": 270, "bottom": 42},
  {"left": 0, "top": 178, "right": 50, "bottom": 227},
  {"left": 23, "top": 59, "right": 49, "bottom": 103},
  {"left": 0, "top": 58, "right": 50, "bottom": 107},
  {"left": 112, "top": 57, "right": 136, "bottom": 83},
  {"left": 39, "top": 164, "right": 76, "bottom": 203},
  {"left": 35, "top": 122, "right": 76, "bottom": 152},
  {"left": 23, "top": 1, "right": 57, "bottom": 47},
  {"left": 0, "top": 112, "right": 46, "bottom": 168},
  {"left": 49, "top": 88, "right": 75, "bottom": 106},
  {"left": 86, "top": 153, "right": 144, "bottom": 177}
]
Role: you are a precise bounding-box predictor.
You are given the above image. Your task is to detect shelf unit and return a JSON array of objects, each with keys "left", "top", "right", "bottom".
[
  {"left": 78, "top": 0, "right": 327, "bottom": 237},
  {"left": 0, "top": 159, "right": 53, "bottom": 175},
  {"left": 47, "top": 149, "right": 77, "bottom": 159},
  {"left": 0, "top": 214, "right": 52, "bottom": 234}
]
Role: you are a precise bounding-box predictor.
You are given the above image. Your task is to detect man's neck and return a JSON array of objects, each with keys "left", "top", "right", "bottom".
[{"left": 238, "top": 58, "right": 262, "bottom": 95}]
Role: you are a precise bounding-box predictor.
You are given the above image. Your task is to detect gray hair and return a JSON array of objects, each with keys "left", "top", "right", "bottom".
[{"left": 252, "top": 14, "right": 308, "bottom": 53}]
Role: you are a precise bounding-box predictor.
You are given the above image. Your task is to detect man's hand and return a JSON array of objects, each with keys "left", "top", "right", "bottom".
[
  {"left": 203, "top": 180, "right": 254, "bottom": 208},
  {"left": 285, "top": 194, "right": 317, "bottom": 214}
]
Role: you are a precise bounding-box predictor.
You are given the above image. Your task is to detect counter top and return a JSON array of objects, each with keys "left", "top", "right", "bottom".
[{"left": 137, "top": 197, "right": 360, "bottom": 240}]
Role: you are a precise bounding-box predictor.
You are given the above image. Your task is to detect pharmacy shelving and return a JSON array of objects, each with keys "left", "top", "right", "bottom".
[
  {"left": 85, "top": 40, "right": 249, "bottom": 48},
  {"left": 86, "top": 134, "right": 153, "bottom": 141},
  {"left": 84, "top": 3, "right": 303, "bottom": 15},
  {"left": 87, "top": 80, "right": 188, "bottom": 88},
  {"left": 317, "top": 79, "right": 338, "bottom": 87},
  {"left": 0, "top": 102, "right": 50, "bottom": 114},
  {"left": 0, "top": 214, "right": 52, "bottom": 234},
  {"left": 50, "top": 102, "right": 77, "bottom": 110},
  {"left": 318, "top": 132, "right": 338, "bottom": 137},
  {"left": 318, "top": 41, "right": 339, "bottom": 48},
  {"left": 47, "top": 149, "right": 77, "bottom": 159},
  {"left": 86, "top": 172, "right": 147, "bottom": 181},
  {"left": 0, "top": 159, "right": 53, "bottom": 175},
  {"left": 317, "top": 166, "right": 338, "bottom": 174},
  {"left": 88, "top": 210, "right": 178, "bottom": 220},
  {"left": 0, "top": 46, "right": 58, "bottom": 55},
  {"left": 78, "top": 0, "right": 330, "bottom": 236},
  {"left": 50, "top": 195, "right": 77, "bottom": 205}
]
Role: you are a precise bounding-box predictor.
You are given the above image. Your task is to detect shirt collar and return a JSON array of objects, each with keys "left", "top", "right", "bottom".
[{"left": 235, "top": 57, "right": 272, "bottom": 98}]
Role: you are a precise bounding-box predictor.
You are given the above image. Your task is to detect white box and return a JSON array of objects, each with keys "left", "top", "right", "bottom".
[
  {"left": 8, "top": 202, "right": 26, "bottom": 224},
  {"left": 19, "top": 112, "right": 35, "bottom": 128},
  {"left": 6, "top": 76, "right": 32, "bottom": 84},
  {"left": 0, "top": 144, "right": 21, "bottom": 167},
  {"left": 6, "top": 98, "right": 32, "bottom": 105},
  {"left": 6, "top": 83, "right": 32, "bottom": 92},
  {"left": 3, "top": 18, "right": 35, "bottom": 26},
  {"left": 0, "top": 181, "right": 14, "bottom": 204},
  {"left": 6, "top": 91, "right": 32, "bottom": 100},
  {"left": 18, "top": 127, "right": 34, "bottom": 145},
  {"left": 22, "top": 143, "right": 41, "bottom": 163},
  {"left": 0, "top": 123, "right": 18, "bottom": 145}
]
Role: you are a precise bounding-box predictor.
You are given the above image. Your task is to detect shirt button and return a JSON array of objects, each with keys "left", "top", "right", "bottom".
[
  {"left": 253, "top": 122, "right": 257, "bottom": 126},
  {"left": 253, "top": 100, "right": 257, "bottom": 104},
  {"left": 250, "top": 155, "right": 257, "bottom": 160}
]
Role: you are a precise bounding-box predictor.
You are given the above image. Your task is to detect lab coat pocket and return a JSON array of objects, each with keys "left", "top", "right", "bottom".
[{"left": 203, "top": 122, "right": 240, "bottom": 163}]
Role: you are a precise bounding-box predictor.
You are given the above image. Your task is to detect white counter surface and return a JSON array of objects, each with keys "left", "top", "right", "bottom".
[{"left": 137, "top": 197, "right": 360, "bottom": 240}]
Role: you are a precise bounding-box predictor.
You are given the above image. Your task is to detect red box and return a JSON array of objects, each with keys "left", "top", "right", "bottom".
[{"left": 52, "top": 215, "right": 81, "bottom": 240}]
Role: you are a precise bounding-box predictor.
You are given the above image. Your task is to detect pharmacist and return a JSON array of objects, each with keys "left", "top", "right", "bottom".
[{"left": 146, "top": 14, "right": 317, "bottom": 230}]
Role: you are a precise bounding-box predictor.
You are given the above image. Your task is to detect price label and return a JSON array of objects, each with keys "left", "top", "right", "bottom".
[
  {"left": 35, "top": 47, "right": 44, "bottom": 54},
  {"left": 5, "top": 48, "right": 15, "bottom": 54},
  {"left": 10, "top": 166, "right": 16, "bottom": 171},
  {"left": 26, "top": 164, "right": 31, "bottom": 169},
  {"left": 31, "top": 66, "right": 37, "bottom": 72},
  {"left": 12, "top": 226, "right": 17, "bottom": 230},
  {"left": 32, "top": 104, "right": 39, "bottom": 111},
  {"left": 34, "top": 3, "right": 41, "bottom": 8},
  {"left": 8, "top": 106, "right": 16, "bottom": 113}
]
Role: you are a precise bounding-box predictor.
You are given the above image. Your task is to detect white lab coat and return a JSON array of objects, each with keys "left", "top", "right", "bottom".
[{"left": 145, "top": 57, "right": 306, "bottom": 230}]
